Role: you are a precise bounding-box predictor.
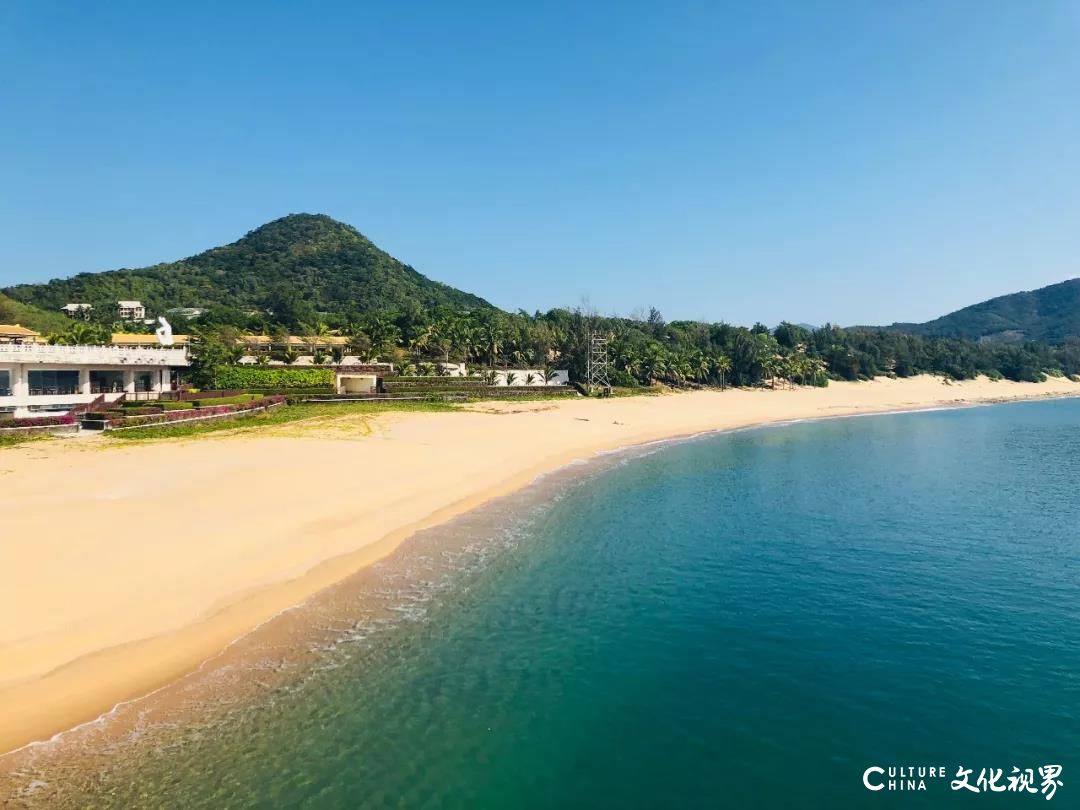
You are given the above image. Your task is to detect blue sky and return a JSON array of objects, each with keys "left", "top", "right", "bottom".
[{"left": 1, "top": 1, "right": 1078, "bottom": 326}]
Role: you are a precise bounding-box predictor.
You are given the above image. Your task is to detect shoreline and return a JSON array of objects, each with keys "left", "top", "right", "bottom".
[{"left": 2, "top": 376, "right": 1079, "bottom": 757}]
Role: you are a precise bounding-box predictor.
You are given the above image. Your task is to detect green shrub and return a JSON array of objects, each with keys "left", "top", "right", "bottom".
[
  {"left": 213, "top": 366, "right": 335, "bottom": 389},
  {"left": 244, "top": 386, "right": 335, "bottom": 395},
  {"left": 83, "top": 410, "right": 127, "bottom": 420}
]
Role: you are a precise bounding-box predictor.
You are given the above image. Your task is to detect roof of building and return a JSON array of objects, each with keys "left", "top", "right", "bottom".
[
  {"left": 117, "top": 300, "right": 144, "bottom": 308},
  {"left": 0, "top": 324, "right": 42, "bottom": 337},
  {"left": 238, "top": 335, "right": 350, "bottom": 346},
  {"left": 112, "top": 332, "right": 191, "bottom": 346},
  {"left": 61, "top": 303, "right": 92, "bottom": 310}
]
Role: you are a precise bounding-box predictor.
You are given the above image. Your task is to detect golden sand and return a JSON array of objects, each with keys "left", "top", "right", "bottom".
[{"left": 1, "top": 375, "right": 1078, "bottom": 755}]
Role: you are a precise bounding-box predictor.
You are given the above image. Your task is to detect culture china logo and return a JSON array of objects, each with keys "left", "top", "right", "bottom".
[{"left": 863, "top": 765, "right": 1063, "bottom": 800}]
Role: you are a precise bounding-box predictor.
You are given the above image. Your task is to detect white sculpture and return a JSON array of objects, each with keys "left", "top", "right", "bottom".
[{"left": 155, "top": 316, "right": 174, "bottom": 347}]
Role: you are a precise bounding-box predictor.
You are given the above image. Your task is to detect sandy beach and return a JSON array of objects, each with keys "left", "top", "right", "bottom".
[{"left": 1, "top": 374, "right": 1078, "bottom": 756}]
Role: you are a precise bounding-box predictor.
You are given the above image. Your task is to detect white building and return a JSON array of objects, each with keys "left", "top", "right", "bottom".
[
  {"left": 491, "top": 368, "right": 569, "bottom": 386},
  {"left": 436, "top": 363, "right": 568, "bottom": 385},
  {"left": 117, "top": 300, "right": 146, "bottom": 321},
  {"left": 166, "top": 307, "right": 206, "bottom": 320},
  {"left": 0, "top": 343, "right": 189, "bottom": 417},
  {"left": 61, "top": 303, "right": 93, "bottom": 319}
]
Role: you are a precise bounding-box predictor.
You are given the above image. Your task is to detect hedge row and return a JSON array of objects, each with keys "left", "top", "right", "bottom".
[
  {"left": 105, "top": 396, "right": 286, "bottom": 428},
  {"left": 84, "top": 410, "right": 127, "bottom": 420},
  {"left": 0, "top": 414, "right": 77, "bottom": 428},
  {"left": 213, "top": 367, "right": 335, "bottom": 389}
]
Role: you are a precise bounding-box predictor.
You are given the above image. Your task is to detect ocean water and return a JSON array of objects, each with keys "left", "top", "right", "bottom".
[{"left": 17, "top": 399, "right": 1080, "bottom": 807}]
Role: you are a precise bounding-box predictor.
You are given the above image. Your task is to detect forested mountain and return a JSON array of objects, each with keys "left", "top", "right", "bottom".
[
  {"left": 2, "top": 214, "right": 493, "bottom": 328},
  {"left": 6, "top": 214, "right": 1080, "bottom": 386},
  {"left": 0, "top": 291, "right": 70, "bottom": 333},
  {"left": 890, "top": 279, "right": 1080, "bottom": 343}
]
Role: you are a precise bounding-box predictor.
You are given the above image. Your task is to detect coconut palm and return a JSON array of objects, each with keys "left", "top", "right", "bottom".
[
  {"left": 480, "top": 319, "right": 504, "bottom": 368},
  {"left": 364, "top": 314, "right": 401, "bottom": 360},
  {"left": 51, "top": 322, "right": 109, "bottom": 346},
  {"left": 689, "top": 350, "right": 710, "bottom": 384},
  {"left": 712, "top": 354, "right": 732, "bottom": 390},
  {"left": 302, "top": 321, "right": 332, "bottom": 355}
]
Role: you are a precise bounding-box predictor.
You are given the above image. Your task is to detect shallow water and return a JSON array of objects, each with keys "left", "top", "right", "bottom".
[{"left": 8, "top": 399, "right": 1080, "bottom": 807}]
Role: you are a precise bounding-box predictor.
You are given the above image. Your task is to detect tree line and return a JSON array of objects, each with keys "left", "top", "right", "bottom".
[{"left": 134, "top": 303, "right": 1080, "bottom": 389}]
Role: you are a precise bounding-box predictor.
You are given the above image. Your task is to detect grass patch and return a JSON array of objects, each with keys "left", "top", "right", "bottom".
[
  {"left": 108, "top": 399, "right": 459, "bottom": 441},
  {"left": 0, "top": 432, "right": 51, "bottom": 449},
  {"left": 189, "top": 393, "right": 265, "bottom": 407},
  {"left": 460, "top": 390, "right": 581, "bottom": 402}
]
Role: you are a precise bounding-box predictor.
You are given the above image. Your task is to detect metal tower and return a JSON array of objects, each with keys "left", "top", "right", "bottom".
[{"left": 586, "top": 333, "right": 611, "bottom": 394}]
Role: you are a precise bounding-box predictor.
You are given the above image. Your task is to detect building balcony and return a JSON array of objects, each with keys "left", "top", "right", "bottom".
[{"left": 0, "top": 343, "right": 189, "bottom": 367}]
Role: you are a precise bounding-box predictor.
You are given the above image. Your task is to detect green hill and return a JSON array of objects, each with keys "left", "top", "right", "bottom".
[
  {"left": 890, "top": 278, "right": 1080, "bottom": 343},
  {"left": 0, "top": 291, "right": 71, "bottom": 334},
  {"left": 2, "top": 214, "right": 494, "bottom": 327}
]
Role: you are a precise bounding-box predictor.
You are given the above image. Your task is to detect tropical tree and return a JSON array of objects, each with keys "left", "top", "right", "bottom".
[
  {"left": 712, "top": 354, "right": 732, "bottom": 390},
  {"left": 363, "top": 314, "right": 401, "bottom": 360},
  {"left": 302, "top": 320, "right": 332, "bottom": 355},
  {"left": 51, "top": 321, "right": 111, "bottom": 346}
]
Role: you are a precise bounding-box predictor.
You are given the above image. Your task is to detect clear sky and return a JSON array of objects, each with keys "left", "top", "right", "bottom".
[{"left": 2, "top": 1, "right": 1078, "bottom": 327}]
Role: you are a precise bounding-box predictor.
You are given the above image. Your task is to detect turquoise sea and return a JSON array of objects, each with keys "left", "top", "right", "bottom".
[{"left": 18, "top": 399, "right": 1080, "bottom": 808}]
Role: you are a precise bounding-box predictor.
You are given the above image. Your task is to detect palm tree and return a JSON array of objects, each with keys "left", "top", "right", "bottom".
[
  {"left": 642, "top": 344, "right": 670, "bottom": 385},
  {"left": 303, "top": 321, "right": 332, "bottom": 355},
  {"left": 431, "top": 317, "right": 455, "bottom": 363},
  {"left": 712, "top": 354, "right": 732, "bottom": 390},
  {"left": 760, "top": 354, "right": 781, "bottom": 388},
  {"left": 448, "top": 318, "right": 474, "bottom": 363},
  {"left": 525, "top": 372, "right": 537, "bottom": 386},
  {"left": 506, "top": 371, "right": 518, "bottom": 387},
  {"left": 364, "top": 314, "right": 401, "bottom": 360},
  {"left": 690, "top": 351, "right": 710, "bottom": 384},
  {"left": 481, "top": 319, "right": 504, "bottom": 368},
  {"left": 51, "top": 322, "right": 107, "bottom": 346},
  {"left": 407, "top": 326, "right": 433, "bottom": 364}
]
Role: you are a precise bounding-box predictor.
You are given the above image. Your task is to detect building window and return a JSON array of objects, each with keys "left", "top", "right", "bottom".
[
  {"left": 27, "top": 369, "right": 80, "bottom": 396},
  {"left": 90, "top": 370, "right": 125, "bottom": 394},
  {"left": 135, "top": 373, "right": 153, "bottom": 393},
  {"left": 0, "top": 370, "right": 10, "bottom": 397}
]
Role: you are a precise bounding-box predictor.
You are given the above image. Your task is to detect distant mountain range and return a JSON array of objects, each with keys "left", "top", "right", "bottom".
[
  {"left": 4, "top": 215, "right": 1079, "bottom": 346},
  {"left": 2, "top": 214, "right": 493, "bottom": 328},
  {"left": 885, "top": 279, "right": 1080, "bottom": 344}
]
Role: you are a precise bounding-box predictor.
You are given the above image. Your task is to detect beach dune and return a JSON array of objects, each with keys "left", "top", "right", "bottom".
[{"left": 1, "top": 375, "right": 1078, "bottom": 755}]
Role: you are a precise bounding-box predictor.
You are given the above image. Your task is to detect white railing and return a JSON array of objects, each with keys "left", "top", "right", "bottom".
[{"left": 0, "top": 343, "right": 189, "bottom": 366}]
